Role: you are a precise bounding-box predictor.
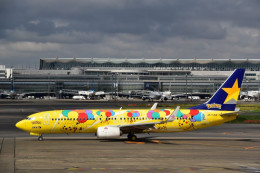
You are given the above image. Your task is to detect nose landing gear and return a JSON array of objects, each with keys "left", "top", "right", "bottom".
[{"left": 38, "top": 135, "right": 43, "bottom": 141}]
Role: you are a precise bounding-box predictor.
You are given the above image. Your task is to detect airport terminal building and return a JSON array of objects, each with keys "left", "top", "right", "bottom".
[{"left": 1, "top": 58, "right": 260, "bottom": 97}]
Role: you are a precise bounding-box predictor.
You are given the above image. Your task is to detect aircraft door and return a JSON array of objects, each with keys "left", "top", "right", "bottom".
[{"left": 43, "top": 112, "right": 50, "bottom": 125}]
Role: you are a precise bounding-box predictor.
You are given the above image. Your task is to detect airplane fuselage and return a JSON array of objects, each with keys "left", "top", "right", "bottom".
[{"left": 16, "top": 108, "right": 237, "bottom": 136}]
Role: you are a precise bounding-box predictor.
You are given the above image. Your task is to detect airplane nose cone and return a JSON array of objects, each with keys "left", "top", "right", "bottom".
[{"left": 16, "top": 120, "right": 26, "bottom": 131}]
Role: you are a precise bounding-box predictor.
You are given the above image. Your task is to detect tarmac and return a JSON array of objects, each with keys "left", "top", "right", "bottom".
[{"left": 0, "top": 100, "right": 260, "bottom": 172}]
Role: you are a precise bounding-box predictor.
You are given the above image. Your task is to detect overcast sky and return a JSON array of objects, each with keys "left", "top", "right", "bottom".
[{"left": 0, "top": 0, "right": 260, "bottom": 68}]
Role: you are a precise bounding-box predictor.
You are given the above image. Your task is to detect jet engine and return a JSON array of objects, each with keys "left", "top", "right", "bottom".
[{"left": 97, "top": 126, "right": 121, "bottom": 139}]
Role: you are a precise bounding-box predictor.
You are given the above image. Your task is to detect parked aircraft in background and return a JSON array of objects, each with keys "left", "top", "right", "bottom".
[
  {"left": 78, "top": 90, "right": 106, "bottom": 99},
  {"left": 72, "top": 95, "right": 86, "bottom": 100},
  {"left": 240, "top": 90, "right": 259, "bottom": 101},
  {"left": 171, "top": 93, "right": 212, "bottom": 100},
  {"left": 0, "top": 78, "right": 17, "bottom": 99},
  {"left": 142, "top": 91, "right": 162, "bottom": 101},
  {"left": 0, "top": 90, "right": 17, "bottom": 99},
  {"left": 16, "top": 69, "right": 245, "bottom": 141},
  {"left": 129, "top": 90, "right": 171, "bottom": 101}
]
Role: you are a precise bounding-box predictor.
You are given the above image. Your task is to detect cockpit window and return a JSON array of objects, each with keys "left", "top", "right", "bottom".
[{"left": 27, "top": 117, "right": 35, "bottom": 121}]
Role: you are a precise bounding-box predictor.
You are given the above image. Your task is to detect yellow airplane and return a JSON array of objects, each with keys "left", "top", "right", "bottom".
[{"left": 16, "top": 69, "right": 245, "bottom": 141}]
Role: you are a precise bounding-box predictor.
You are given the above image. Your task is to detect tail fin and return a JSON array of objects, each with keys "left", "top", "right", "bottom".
[{"left": 189, "top": 69, "right": 245, "bottom": 111}]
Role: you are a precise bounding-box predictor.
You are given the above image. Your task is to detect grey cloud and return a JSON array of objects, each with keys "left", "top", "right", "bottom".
[
  {"left": 0, "top": 0, "right": 260, "bottom": 66},
  {"left": 2, "top": 0, "right": 255, "bottom": 43}
]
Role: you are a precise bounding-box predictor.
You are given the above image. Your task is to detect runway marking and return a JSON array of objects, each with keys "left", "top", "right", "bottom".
[
  {"left": 168, "top": 141, "right": 254, "bottom": 150},
  {"left": 151, "top": 140, "right": 163, "bottom": 144},
  {"left": 0, "top": 138, "right": 4, "bottom": 154},
  {"left": 221, "top": 132, "right": 229, "bottom": 135},
  {"left": 125, "top": 141, "right": 145, "bottom": 144},
  {"left": 66, "top": 167, "right": 225, "bottom": 171},
  {"left": 244, "top": 146, "right": 260, "bottom": 150},
  {"left": 125, "top": 140, "right": 166, "bottom": 144}
]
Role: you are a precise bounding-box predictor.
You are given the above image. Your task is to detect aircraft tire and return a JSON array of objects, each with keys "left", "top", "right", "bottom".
[
  {"left": 38, "top": 135, "right": 43, "bottom": 141},
  {"left": 131, "top": 135, "right": 137, "bottom": 141},
  {"left": 128, "top": 134, "right": 137, "bottom": 141}
]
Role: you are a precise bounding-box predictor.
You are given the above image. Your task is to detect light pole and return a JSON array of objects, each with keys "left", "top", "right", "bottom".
[
  {"left": 48, "top": 73, "right": 50, "bottom": 99},
  {"left": 185, "top": 73, "right": 188, "bottom": 99},
  {"left": 258, "top": 75, "right": 260, "bottom": 102},
  {"left": 190, "top": 74, "right": 193, "bottom": 101},
  {"left": 112, "top": 73, "right": 118, "bottom": 101},
  {"left": 116, "top": 73, "right": 119, "bottom": 100}
]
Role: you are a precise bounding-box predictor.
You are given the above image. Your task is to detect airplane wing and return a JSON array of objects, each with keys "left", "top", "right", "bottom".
[
  {"left": 119, "top": 106, "right": 180, "bottom": 134},
  {"left": 150, "top": 102, "right": 158, "bottom": 110},
  {"left": 119, "top": 122, "right": 158, "bottom": 133}
]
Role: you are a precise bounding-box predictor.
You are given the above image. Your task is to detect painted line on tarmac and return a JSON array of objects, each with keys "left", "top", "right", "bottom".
[
  {"left": 151, "top": 140, "right": 163, "bottom": 144},
  {"left": 244, "top": 146, "right": 260, "bottom": 150},
  {"left": 65, "top": 167, "right": 226, "bottom": 171},
  {"left": 168, "top": 141, "right": 260, "bottom": 150},
  {"left": 155, "top": 137, "right": 260, "bottom": 140},
  {"left": 125, "top": 140, "right": 166, "bottom": 144},
  {"left": 0, "top": 138, "right": 4, "bottom": 154},
  {"left": 125, "top": 141, "right": 145, "bottom": 144}
]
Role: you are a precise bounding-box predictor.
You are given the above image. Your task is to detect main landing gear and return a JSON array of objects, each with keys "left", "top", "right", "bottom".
[
  {"left": 38, "top": 135, "right": 43, "bottom": 141},
  {"left": 127, "top": 133, "right": 137, "bottom": 141}
]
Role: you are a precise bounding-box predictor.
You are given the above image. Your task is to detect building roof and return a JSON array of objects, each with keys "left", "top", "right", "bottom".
[{"left": 41, "top": 58, "right": 260, "bottom": 64}]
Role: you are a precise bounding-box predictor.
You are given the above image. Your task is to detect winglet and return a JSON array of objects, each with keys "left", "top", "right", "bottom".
[
  {"left": 166, "top": 106, "right": 180, "bottom": 122},
  {"left": 151, "top": 103, "right": 158, "bottom": 110}
]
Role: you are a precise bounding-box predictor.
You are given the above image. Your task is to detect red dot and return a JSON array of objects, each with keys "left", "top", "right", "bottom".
[
  {"left": 127, "top": 112, "right": 132, "bottom": 117},
  {"left": 106, "top": 111, "right": 112, "bottom": 117},
  {"left": 190, "top": 109, "right": 199, "bottom": 116},
  {"left": 78, "top": 113, "right": 88, "bottom": 123},
  {"left": 164, "top": 110, "right": 170, "bottom": 116}
]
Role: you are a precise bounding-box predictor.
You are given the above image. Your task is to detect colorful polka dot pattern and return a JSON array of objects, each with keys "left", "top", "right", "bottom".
[
  {"left": 126, "top": 111, "right": 140, "bottom": 117},
  {"left": 96, "top": 110, "right": 115, "bottom": 117},
  {"left": 147, "top": 109, "right": 171, "bottom": 119},
  {"left": 177, "top": 109, "right": 204, "bottom": 122},
  {"left": 62, "top": 110, "right": 94, "bottom": 123}
]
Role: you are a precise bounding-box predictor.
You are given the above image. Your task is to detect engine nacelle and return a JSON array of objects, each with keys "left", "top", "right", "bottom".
[{"left": 97, "top": 126, "right": 121, "bottom": 139}]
